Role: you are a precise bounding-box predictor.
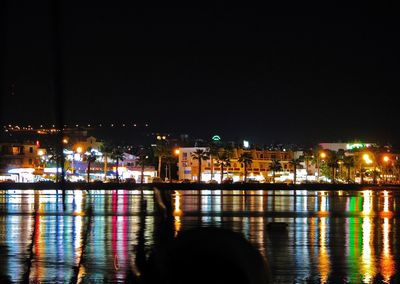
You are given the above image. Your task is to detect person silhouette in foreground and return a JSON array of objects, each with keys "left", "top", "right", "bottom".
[{"left": 141, "top": 227, "right": 271, "bottom": 284}]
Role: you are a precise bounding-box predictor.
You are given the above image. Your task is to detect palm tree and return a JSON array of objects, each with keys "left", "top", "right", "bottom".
[
  {"left": 269, "top": 159, "right": 282, "bottom": 183},
  {"left": 154, "top": 141, "right": 168, "bottom": 179},
  {"left": 85, "top": 148, "right": 97, "bottom": 182},
  {"left": 343, "top": 155, "right": 355, "bottom": 182},
  {"left": 208, "top": 142, "right": 219, "bottom": 180},
  {"left": 238, "top": 152, "right": 253, "bottom": 182},
  {"left": 111, "top": 147, "right": 125, "bottom": 182},
  {"left": 100, "top": 142, "right": 113, "bottom": 181},
  {"left": 394, "top": 159, "right": 400, "bottom": 183},
  {"left": 164, "top": 154, "right": 177, "bottom": 182},
  {"left": 289, "top": 158, "right": 302, "bottom": 184},
  {"left": 311, "top": 145, "right": 324, "bottom": 180},
  {"left": 191, "top": 149, "right": 209, "bottom": 183},
  {"left": 48, "top": 148, "right": 63, "bottom": 182},
  {"left": 327, "top": 153, "right": 338, "bottom": 183},
  {"left": 215, "top": 150, "right": 232, "bottom": 183},
  {"left": 302, "top": 150, "right": 313, "bottom": 181},
  {"left": 336, "top": 149, "right": 346, "bottom": 180},
  {"left": 137, "top": 152, "right": 148, "bottom": 184}
]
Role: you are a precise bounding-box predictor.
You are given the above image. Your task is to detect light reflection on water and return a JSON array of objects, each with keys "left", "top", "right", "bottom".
[{"left": 0, "top": 189, "right": 399, "bottom": 283}]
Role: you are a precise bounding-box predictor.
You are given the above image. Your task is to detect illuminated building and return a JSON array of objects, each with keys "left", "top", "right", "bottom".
[
  {"left": 0, "top": 142, "right": 43, "bottom": 181},
  {"left": 176, "top": 147, "right": 295, "bottom": 182}
]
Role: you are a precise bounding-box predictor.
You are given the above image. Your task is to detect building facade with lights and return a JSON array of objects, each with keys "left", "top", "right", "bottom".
[
  {"left": 176, "top": 147, "right": 297, "bottom": 183},
  {"left": 0, "top": 142, "right": 43, "bottom": 181}
]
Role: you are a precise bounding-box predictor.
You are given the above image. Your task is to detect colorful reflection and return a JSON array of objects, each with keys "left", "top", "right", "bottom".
[
  {"left": 173, "top": 191, "right": 182, "bottom": 236},
  {"left": 0, "top": 189, "right": 399, "bottom": 282},
  {"left": 318, "top": 217, "right": 330, "bottom": 283},
  {"left": 380, "top": 191, "right": 394, "bottom": 281}
]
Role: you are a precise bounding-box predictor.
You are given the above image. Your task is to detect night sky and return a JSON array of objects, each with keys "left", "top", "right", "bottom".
[{"left": 1, "top": 1, "right": 399, "bottom": 145}]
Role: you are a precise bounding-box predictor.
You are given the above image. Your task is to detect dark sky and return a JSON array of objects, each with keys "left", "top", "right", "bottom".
[{"left": 1, "top": 1, "right": 400, "bottom": 145}]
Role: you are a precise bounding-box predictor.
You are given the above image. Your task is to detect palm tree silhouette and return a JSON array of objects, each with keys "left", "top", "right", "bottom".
[
  {"left": 137, "top": 151, "right": 148, "bottom": 184},
  {"left": 238, "top": 152, "right": 253, "bottom": 183},
  {"left": 191, "top": 149, "right": 209, "bottom": 183},
  {"left": 343, "top": 155, "right": 355, "bottom": 182},
  {"left": 289, "top": 158, "right": 302, "bottom": 184},
  {"left": 302, "top": 150, "right": 313, "bottom": 181},
  {"left": 154, "top": 141, "right": 169, "bottom": 180},
  {"left": 111, "top": 147, "right": 125, "bottom": 182},
  {"left": 164, "top": 154, "right": 177, "bottom": 182},
  {"left": 327, "top": 153, "right": 338, "bottom": 183},
  {"left": 100, "top": 142, "right": 113, "bottom": 181},
  {"left": 269, "top": 159, "right": 282, "bottom": 183},
  {"left": 85, "top": 148, "right": 97, "bottom": 182},
  {"left": 216, "top": 150, "right": 232, "bottom": 183},
  {"left": 208, "top": 142, "right": 219, "bottom": 180},
  {"left": 48, "top": 148, "right": 63, "bottom": 182}
]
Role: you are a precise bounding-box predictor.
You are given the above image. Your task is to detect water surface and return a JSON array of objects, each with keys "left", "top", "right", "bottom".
[{"left": 0, "top": 188, "right": 399, "bottom": 283}]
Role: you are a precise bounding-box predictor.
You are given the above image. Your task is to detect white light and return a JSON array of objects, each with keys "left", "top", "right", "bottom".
[
  {"left": 243, "top": 140, "right": 249, "bottom": 148},
  {"left": 8, "top": 168, "right": 35, "bottom": 174},
  {"left": 44, "top": 167, "right": 62, "bottom": 173}
]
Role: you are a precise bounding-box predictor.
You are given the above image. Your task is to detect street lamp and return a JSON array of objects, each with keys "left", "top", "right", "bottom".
[
  {"left": 383, "top": 155, "right": 390, "bottom": 183},
  {"left": 317, "top": 152, "right": 326, "bottom": 182}
]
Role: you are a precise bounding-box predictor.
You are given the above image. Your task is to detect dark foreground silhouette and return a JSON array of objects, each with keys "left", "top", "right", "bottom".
[{"left": 131, "top": 227, "right": 270, "bottom": 284}]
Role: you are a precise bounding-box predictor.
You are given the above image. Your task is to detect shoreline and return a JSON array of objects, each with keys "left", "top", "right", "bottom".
[{"left": 1, "top": 182, "right": 400, "bottom": 191}]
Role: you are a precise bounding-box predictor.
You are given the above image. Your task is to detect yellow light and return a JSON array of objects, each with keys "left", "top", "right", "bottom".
[
  {"left": 363, "top": 153, "right": 372, "bottom": 164},
  {"left": 76, "top": 147, "right": 83, "bottom": 154},
  {"left": 383, "top": 156, "right": 390, "bottom": 162},
  {"left": 320, "top": 152, "right": 326, "bottom": 159},
  {"left": 37, "top": 150, "right": 44, "bottom": 156},
  {"left": 157, "top": 135, "right": 161, "bottom": 140},
  {"left": 62, "top": 138, "right": 68, "bottom": 144},
  {"left": 174, "top": 149, "right": 180, "bottom": 155}
]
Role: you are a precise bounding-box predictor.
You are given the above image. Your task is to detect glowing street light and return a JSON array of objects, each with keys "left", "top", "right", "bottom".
[
  {"left": 76, "top": 147, "right": 83, "bottom": 154},
  {"left": 174, "top": 149, "right": 180, "bottom": 155},
  {"left": 320, "top": 152, "right": 326, "bottom": 159},
  {"left": 382, "top": 155, "right": 390, "bottom": 183},
  {"left": 363, "top": 153, "right": 372, "bottom": 164}
]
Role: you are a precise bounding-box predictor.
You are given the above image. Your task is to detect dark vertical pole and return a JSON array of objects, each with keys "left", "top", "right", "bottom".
[
  {"left": 0, "top": 0, "right": 7, "bottom": 129},
  {"left": 52, "top": 0, "right": 65, "bottom": 188}
]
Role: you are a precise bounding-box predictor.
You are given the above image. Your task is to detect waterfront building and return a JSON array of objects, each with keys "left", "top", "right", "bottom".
[
  {"left": 0, "top": 141, "right": 43, "bottom": 181},
  {"left": 176, "top": 147, "right": 299, "bottom": 183}
]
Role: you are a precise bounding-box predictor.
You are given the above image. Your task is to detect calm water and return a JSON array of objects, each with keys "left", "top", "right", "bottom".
[{"left": 0, "top": 188, "right": 399, "bottom": 283}]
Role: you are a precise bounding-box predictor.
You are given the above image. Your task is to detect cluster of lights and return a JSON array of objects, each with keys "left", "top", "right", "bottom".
[{"left": 3, "top": 123, "right": 149, "bottom": 131}]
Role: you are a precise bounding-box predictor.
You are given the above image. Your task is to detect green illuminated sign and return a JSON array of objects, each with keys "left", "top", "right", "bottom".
[
  {"left": 212, "top": 135, "right": 221, "bottom": 141},
  {"left": 346, "top": 143, "right": 370, "bottom": 150}
]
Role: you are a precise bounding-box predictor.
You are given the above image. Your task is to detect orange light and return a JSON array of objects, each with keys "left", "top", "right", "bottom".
[
  {"left": 320, "top": 152, "right": 326, "bottom": 159},
  {"left": 174, "top": 149, "right": 180, "bottom": 155},
  {"left": 76, "top": 147, "right": 83, "bottom": 154},
  {"left": 62, "top": 138, "right": 68, "bottom": 144},
  {"left": 383, "top": 156, "right": 390, "bottom": 162}
]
